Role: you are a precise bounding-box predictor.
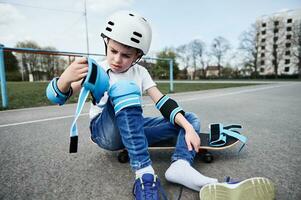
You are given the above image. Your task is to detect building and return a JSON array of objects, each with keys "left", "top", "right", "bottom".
[
  {"left": 205, "top": 66, "right": 222, "bottom": 77},
  {"left": 256, "top": 9, "right": 301, "bottom": 76}
]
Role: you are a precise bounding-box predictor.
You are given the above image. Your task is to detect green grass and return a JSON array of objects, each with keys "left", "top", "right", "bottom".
[
  {"left": 157, "top": 82, "right": 259, "bottom": 94},
  {"left": 0, "top": 81, "right": 259, "bottom": 111}
]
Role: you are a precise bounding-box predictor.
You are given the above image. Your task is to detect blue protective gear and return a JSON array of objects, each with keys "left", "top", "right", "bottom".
[
  {"left": 155, "top": 95, "right": 185, "bottom": 125},
  {"left": 69, "top": 57, "right": 109, "bottom": 153},
  {"left": 82, "top": 58, "right": 110, "bottom": 104},
  {"left": 209, "top": 123, "right": 247, "bottom": 152},
  {"left": 108, "top": 80, "right": 141, "bottom": 114},
  {"left": 46, "top": 77, "right": 73, "bottom": 105}
]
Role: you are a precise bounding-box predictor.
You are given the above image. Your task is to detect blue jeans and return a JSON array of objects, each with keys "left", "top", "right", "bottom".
[{"left": 89, "top": 101, "right": 200, "bottom": 171}]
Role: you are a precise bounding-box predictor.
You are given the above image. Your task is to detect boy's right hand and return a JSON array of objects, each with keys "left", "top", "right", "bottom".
[{"left": 58, "top": 57, "right": 89, "bottom": 92}]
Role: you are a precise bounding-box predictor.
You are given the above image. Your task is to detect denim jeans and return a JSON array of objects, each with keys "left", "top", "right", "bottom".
[{"left": 90, "top": 101, "right": 200, "bottom": 171}]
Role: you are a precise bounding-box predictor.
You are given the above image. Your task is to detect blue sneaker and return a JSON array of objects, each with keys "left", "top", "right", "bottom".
[
  {"left": 199, "top": 177, "right": 275, "bottom": 200},
  {"left": 133, "top": 173, "right": 168, "bottom": 200}
]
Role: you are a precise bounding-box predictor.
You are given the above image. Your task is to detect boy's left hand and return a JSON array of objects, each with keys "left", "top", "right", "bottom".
[{"left": 184, "top": 126, "right": 201, "bottom": 152}]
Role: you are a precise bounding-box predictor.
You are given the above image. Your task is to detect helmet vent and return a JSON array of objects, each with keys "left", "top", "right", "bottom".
[
  {"left": 129, "top": 13, "right": 134, "bottom": 16},
  {"left": 142, "top": 17, "right": 147, "bottom": 22},
  {"left": 133, "top": 32, "right": 142, "bottom": 38},
  {"left": 108, "top": 21, "right": 114, "bottom": 26},
  {"left": 131, "top": 38, "right": 140, "bottom": 43},
  {"left": 105, "top": 27, "right": 112, "bottom": 32}
]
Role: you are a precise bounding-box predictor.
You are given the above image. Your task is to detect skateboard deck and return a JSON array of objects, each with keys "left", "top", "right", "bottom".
[
  {"left": 117, "top": 131, "right": 242, "bottom": 163},
  {"left": 147, "top": 132, "right": 239, "bottom": 150}
]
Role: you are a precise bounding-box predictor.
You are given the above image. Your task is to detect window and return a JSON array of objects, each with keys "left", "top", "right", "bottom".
[
  {"left": 273, "top": 37, "right": 278, "bottom": 42},
  {"left": 285, "top": 51, "right": 291, "bottom": 56},
  {"left": 286, "top": 43, "right": 291, "bottom": 48},
  {"left": 273, "top": 44, "right": 278, "bottom": 49},
  {"left": 287, "top": 18, "right": 292, "bottom": 23},
  {"left": 274, "top": 21, "right": 279, "bottom": 26},
  {"left": 262, "top": 23, "right": 266, "bottom": 27},
  {"left": 261, "top": 53, "right": 265, "bottom": 57},
  {"left": 285, "top": 59, "right": 290, "bottom": 64},
  {"left": 287, "top": 27, "right": 292, "bottom": 31},
  {"left": 261, "top": 60, "right": 265, "bottom": 65},
  {"left": 260, "top": 68, "right": 265, "bottom": 73},
  {"left": 261, "top": 30, "right": 266, "bottom": 35},
  {"left": 261, "top": 38, "right": 266, "bottom": 43},
  {"left": 272, "top": 59, "right": 276, "bottom": 65},
  {"left": 274, "top": 29, "right": 279, "bottom": 33},
  {"left": 261, "top": 46, "right": 265, "bottom": 50},
  {"left": 286, "top": 35, "right": 292, "bottom": 40},
  {"left": 284, "top": 67, "right": 290, "bottom": 72}
]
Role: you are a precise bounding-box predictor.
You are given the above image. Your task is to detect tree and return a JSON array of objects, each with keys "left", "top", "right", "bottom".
[
  {"left": 15, "top": 40, "right": 67, "bottom": 80},
  {"left": 4, "top": 51, "right": 22, "bottom": 81},
  {"left": 239, "top": 24, "right": 260, "bottom": 78},
  {"left": 15, "top": 40, "right": 41, "bottom": 81},
  {"left": 154, "top": 48, "right": 179, "bottom": 80},
  {"left": 188, "top": 39, "right": 206, "bottom": 79},
  {"left": 210, "top": 36, "right": 231, "bottom": 77},
  {"left": 177, "top": 44, "right": 190, "bottom": 73},
  {"left": 41, "top": 46, "right": 60, "bottom": 79}
]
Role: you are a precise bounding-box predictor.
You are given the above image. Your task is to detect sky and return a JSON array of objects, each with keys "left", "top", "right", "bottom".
[{"left": 0, "top": 0, "right": 300, "bottom": 58}]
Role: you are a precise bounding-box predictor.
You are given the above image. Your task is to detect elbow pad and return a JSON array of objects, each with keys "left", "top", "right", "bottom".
[
  {"left": 155, "top": 95, "right": 185, "bottom": 125},
  {"left": 46, "top": 77, "right": 73, "bottom": 105}
]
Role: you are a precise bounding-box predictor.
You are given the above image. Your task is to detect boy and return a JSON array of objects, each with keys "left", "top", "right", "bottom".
[{"left": 46, "top": 10, "right": 217, "bottom": 199}]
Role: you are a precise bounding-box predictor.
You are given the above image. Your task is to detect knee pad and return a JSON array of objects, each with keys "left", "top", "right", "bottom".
[
  {"left": 69, "top": 58, "right": 109, "bottom": 153},
  {"left": 108, "top": 80, "right": 141, "bottom": 114},
  {"left": 82, "top": 58, "right": 110, "bottom": 104}
]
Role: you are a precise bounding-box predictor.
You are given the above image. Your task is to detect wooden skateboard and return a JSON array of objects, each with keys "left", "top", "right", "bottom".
[{"left": 117, "top": 132, "right": 240, "bottom": 164}]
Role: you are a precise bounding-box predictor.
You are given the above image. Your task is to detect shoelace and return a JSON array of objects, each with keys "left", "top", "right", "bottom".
[{"left": 133, "top": 176, "right": 168, "bottom": 200}]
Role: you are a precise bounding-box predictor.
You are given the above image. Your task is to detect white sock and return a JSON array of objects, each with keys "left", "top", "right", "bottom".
[
  {"left": 165, "top": 159, "right": 218, "bottom": 191},
  {"left": 135, "top": 165, "right": 155, "bottom": 179}
]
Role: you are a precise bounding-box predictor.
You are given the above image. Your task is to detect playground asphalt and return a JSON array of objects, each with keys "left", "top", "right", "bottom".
[{"left": 0, "top": 82, "right": 300, "bottom": 200}]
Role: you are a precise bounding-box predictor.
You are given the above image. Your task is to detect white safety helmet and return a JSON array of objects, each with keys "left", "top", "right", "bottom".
[{"left": 101, "top": 10, "right": 152, "bottom": 55}]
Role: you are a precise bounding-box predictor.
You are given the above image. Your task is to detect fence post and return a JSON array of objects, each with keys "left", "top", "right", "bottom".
[
  {"left": 169, "top": 59, "right": 174, "bottom": 93},
  {"left": 0, "top": 44, "right": 8, "bottom": 108}
]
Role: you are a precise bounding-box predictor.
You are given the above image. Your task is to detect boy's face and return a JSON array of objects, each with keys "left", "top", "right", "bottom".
[{"left": 107, "top": 39, "right": 140, "bottom": 73}]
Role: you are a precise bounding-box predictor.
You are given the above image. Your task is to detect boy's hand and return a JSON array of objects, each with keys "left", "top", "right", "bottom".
[
  {"left": 184, "top": 126, "right": 201, "bottom": 153},
  {"left": 58, "top": 57, "right": 89, "bottom": 92},
  {"left": 60, "top": 57, "right": 89, "bottom": 84}
]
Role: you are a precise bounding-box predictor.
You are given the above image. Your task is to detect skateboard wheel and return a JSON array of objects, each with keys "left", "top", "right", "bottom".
[
  {"left": 203, "top": 152, "right": 213, "bottom": 163},
  {"left": 118, "top": 150, "right": 129, "bottom": 163}
]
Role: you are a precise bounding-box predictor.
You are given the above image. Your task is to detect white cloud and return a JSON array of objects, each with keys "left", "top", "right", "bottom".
[
  {"left": 84, "top": 0, "right": 134, "bottom": 13},
  {"left": 0, "top": 3, "right": 25, "bottom": 25}
]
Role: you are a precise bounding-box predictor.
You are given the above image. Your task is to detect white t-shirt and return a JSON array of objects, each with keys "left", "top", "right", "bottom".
[{"left": 89, "top": 60, "right": 156, "bottom": 119}]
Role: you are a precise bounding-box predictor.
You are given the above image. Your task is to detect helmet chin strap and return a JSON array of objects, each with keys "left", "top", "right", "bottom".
[
  {"left": 102, "top": 37, "right": 108, "bottom": 56},
  {"left": 131, "top": 54, "right": 143, "bottom": 67}
]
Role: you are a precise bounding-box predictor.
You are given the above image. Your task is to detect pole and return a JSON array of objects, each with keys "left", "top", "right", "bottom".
[
  {"left": 169, "top": 59, "right": 174, "bottom": 93},
  {"left": 84, "top": 0, "right": 90, "bottom": 54},
  {"left": 0, "top": 44, "right": 8, "bottom": 108}
]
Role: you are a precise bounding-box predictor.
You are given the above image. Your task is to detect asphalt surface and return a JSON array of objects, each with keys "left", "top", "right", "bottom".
[{"left": 0, "top": 82, "right": 300, "bottom": 200}]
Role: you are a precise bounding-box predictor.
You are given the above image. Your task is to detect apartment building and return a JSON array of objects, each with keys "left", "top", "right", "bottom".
[{"left": 256, "top": 9, "right": 301, "bottom": 76}]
